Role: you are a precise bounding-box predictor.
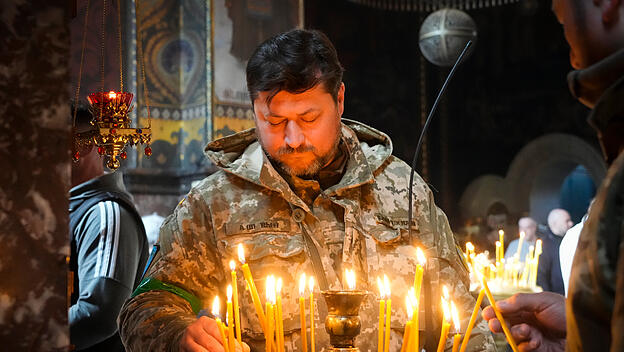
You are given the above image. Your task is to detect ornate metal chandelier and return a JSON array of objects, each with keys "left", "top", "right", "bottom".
[{"left": 72, "top": 0, "right": 152, "bottom": 170}]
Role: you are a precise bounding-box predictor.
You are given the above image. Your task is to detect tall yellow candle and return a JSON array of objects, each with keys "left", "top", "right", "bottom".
[
  {"left": 481, "top": 277, "right": 519, "bottom": 352},
  {"left": 377, "top": 277, "right": 386, "bottom": 352},
  {"left": 408, "top": 289, "right": 418, "bottom": 352},
  {"left": 309, "top": 276, "right": 316, "bottom": 352},
  {"left": 499, "top": 229, "right": 505, "bottom": 255},
  {"left": 460, "top": 286, "right": 484, "bottom": 352},
  {"left": 516, "top": 231, "right": 525, "bottom": 259},
  {"left": 227, "top": 286, "right": 236, "bottom": 352},
  {"left": 266, "top": 275, "right": 276, "bottom": 352},
  {"left": 436, "top": 297, "right": 451, "bottom": 352},
  {"left": 229, "top": 261, "right": 242, "bottom": 344},
  {"left": 531, "top": 240, "right": 542, "bottom": 288},
  {"left": 299, "top": 274, "right": 308, "bottom": 352},
  {"left": 276, "top": 278, "right": 285, "bottom": 352},
  {"left": 413, "top": 248, "right": 426, "bottom": 352},
  {"left": 451, "top": 301, "right": 461, "bottom": 352},
  {"left": 401, "top": 296, "right": 413, "bottom": 352},
  {"left": 383, "top": 275, "right": 392, "bottom": 352},
  {"left": 212, "top": 296, "right": 230, "bottom": 352},
  {"left": 495, "top": 241, "right": 501, "bottom": 264},
  {"left": 238, "top": 244, "right": 267, "bottom": 333}
]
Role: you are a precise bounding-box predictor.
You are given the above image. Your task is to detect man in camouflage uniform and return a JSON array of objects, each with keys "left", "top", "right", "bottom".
[
  {"left": 119, "top": 29, "right": 495, "bottom": 352},
  {"left": 482, "top": 0, "right": 624, "bottom": 351}
]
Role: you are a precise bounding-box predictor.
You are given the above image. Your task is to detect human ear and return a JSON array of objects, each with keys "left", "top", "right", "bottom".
[
  {"left": 602, "top": 0, "right": 621, "bottom": 23},
  {"left": 337, "top": 82, "right": 345, "bottom": 117}
]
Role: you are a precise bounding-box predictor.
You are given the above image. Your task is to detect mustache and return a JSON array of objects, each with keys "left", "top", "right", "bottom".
[{"left": 275, "top": 145, "right": 317, "bottom": 156}]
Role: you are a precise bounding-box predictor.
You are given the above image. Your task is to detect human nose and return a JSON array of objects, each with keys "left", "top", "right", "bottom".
[{"left": 284, "top": 120, "right": 304, "bottom": 149}]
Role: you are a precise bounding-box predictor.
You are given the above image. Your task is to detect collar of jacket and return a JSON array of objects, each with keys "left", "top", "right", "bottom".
[
  {"left": 568, "top": 49, "right": 624, "bottom": 165},
  {"left": 69, "top": 171, "right": 127, "bottom": 201},
  {"left": 204, "top": 119, "right": 393, "bottom": 210}
]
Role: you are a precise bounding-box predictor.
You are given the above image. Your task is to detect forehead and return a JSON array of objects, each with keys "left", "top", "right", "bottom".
[{"left": 255, "top": 84, "right": 332, "bottom": 114}]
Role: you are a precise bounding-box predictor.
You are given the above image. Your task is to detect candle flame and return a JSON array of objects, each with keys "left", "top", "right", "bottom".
[
  {"left": 308, "top": 276, "right": 315, "bottom": 293},
  {"left": 266, "top": 275, "right": 276, "bottom": 304},
  {"left": 237, "top": 244, "right": 245, "bottom": 264},
  {"left": 408, "top": 287, "right": 417, "bottom": 307},
  {"left": 442, "top": 285, "right": 449, "bottom": 300},
  {"left": 227, "top": 285, "right": 232, "bottom": 302},
  {"left": 405, "top": 296, "right": 413, "bottom": 320},
  {"left": 383, "top": 274, "right": 391, "bottom": 297},
  {"left": 229, "top": 260, "right": 236, "bottom": 271},
  {"left": 345, "top": 269, "right": 356, "bottom": 290},
  {"left": 441, "top": 297, "right": 450, "bottom": 322},
  {"left": 416, "top": 247, "right": 426, "bottom": 266},
  {"left": 377, "top": 276, "right": 385, "bottom": 299},
  {"left": 212, "top": 296, "right": 221, "bottom": 318},
  {"left": 499, "top": 229, "right": 504, "bottom": 236},
  {"left": 299, "top": 273, "right": 306, "bottom": 297},
  {"left": 519, "top": 231, "right": 525, "bottom": 239},
  {"left": 276, "top": 277, "right": 283, "bottom": 294},
  {"left": 451, "top": 301, "right": 460, "bottom": 333},
  {"left": 108, "top": 91, "right": 117, "bottom": 99},
  {"left": 466, "top": 242, "right": 474, "bottom": 252}
]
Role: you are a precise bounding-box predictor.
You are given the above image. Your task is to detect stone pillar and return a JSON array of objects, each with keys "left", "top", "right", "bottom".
[{"left": 0, "top": 1, "right": 70, "bottom": 349}]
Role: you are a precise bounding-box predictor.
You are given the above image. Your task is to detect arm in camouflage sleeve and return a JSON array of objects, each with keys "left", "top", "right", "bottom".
[
  {"left": 118, "top": 189, "right": 226, "bottom": 351},
  {"left": 428, "top": 191, "right": 497, "bottom": 352}
]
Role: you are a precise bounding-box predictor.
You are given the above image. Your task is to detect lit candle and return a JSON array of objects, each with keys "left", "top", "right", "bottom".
[
  {"left": 108, "top": 91, "right": 117, "bottom": 99},
  {"left": 451, "top": 301, "right": 461, "bottom": 352},
  {"left": 495, "top": 241, "right": 501, "bottom": 264},
  {"left": 481, "top": 276, "right": 519, "bottom": 352},
  {"left": 345, "top": 269, "right": 356, "bottom": 290},
  {"left": 408, "top": 288, "right": 418, "bottom": 352},
  {"left": 212, "top": 296, "right": 230, "bottom": 352},
  {"left": 436, "top": 295, "right": 451, "bottom": 352},
  {"left": 266, "top": 275, "right": 276, "bottom": 352},
  {"left": 377, "top": 277, "right": 386, "bottom": 352},
  {"left": 489, "top": 264, "right": 496, "bottom": 281},
  {"left": 227, "top": 285, "right": 236, "bottom": 352},
  {"left": 413, "top": 248, "right": 426, "bottom": 352},
  {"left": 230, "top": 260, "right": 242, "bottom": 343},
  {"left": 383, "top": 275, "right": 392, "bottom": 352},
  {"left": 276, "top": 278, "right": 285, "bottom": 352},
  {"left": 498, "top": 229, "right": 505, "bottom": 257},
  {"left": 531, "top": 240, "right": 542, "bottom": 288},
  {"left": 238, "top": 244, "right": 267, "bottom": 333},
  {"left": 516, "top": 231, "right": 525, "bottom": 259},
  {"left": 459, "top": 287, "right": 483, "bottom": 352},
  {"left": 309, "top": 277, "right": 316, "bottom": 352},
  {"left": 299, "top": 274, "right": 308, "bottom": 352},
  {"left": 400, "top": 296, "right": 413, "bottom": 352}
]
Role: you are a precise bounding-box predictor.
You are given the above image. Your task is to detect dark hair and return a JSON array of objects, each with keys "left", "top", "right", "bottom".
[
  {"left": 246, "top": 29, "right": 345, "bottom": 106},
  {"left": 71, "top": 101, "right": 95, "bottom": 131}
]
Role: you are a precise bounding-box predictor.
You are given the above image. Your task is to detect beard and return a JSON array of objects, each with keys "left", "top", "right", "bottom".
[{"left": 257, "top": 128, "right": 341, "bottom": 179}]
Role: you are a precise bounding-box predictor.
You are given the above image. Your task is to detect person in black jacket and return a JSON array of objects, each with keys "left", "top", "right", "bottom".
[
  {"left": 69, "top": 104, "right": 149, "bottom": 351},
  {"left": 537, "top": 209, "right": 573, "bottom": 295}
]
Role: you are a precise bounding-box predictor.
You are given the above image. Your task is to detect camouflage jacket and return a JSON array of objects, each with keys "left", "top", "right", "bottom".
[
  {"left": 119, "top": 119, "right": 495, "bottom": 352},
  {"left": 566, "top": 71, "right": 624, "bottom": 352}
]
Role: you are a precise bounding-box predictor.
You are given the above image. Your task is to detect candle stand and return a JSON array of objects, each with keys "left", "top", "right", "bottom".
[{"left": 322, "top": 290, "right": 368, "bottom": 352}]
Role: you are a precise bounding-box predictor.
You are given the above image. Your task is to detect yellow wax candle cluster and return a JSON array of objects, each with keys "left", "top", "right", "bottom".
[
  {"left": 464, "top": 234, "right": 543, "bottom": 295},
  {"left": 263, "top": 275, "right": 287, "bottom": 352},
  {"left": 212, "top": 296, "right": 232, "bottom": 352},
  {"left": 376, "top": 274, "right": 393, "bottom": 352}
]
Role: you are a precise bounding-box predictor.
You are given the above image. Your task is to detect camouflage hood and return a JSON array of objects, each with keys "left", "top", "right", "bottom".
[{"left": 204, "top": 118, "right": 394, "bottom": 192}]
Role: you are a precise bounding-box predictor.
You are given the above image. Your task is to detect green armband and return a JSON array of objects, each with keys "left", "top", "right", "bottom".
[{"left": 132, "top": 277, "right": 202, "bottom": 315}]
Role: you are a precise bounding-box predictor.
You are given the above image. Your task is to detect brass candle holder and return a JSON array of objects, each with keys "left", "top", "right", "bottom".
[{"left": 321, "top": 290, "right": 368, "bottom": 352}]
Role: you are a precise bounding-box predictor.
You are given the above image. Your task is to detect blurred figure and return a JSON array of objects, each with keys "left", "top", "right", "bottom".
[
  {"left": 559, "top": 213, "right": 587, "bottom": 296},
  {"left": 70, "top": 104, "right": 149, "bottom": 351},
  {"left": 537, "top": 209, "right": 573, "bottom": 294},
  {"left": 504, "top": 217, "right": 538, "bottom": 263},
  {"left": 482, "top": 0, "right": 624, "bottom": 350}
]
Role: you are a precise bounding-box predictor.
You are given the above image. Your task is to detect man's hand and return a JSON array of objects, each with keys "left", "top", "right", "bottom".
[
  {"left": 180, "top": 316, "right": 251, "bottom": 352},
  {"left": 482, "top": 292, "right": 566, "bottom": 352}
]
